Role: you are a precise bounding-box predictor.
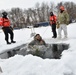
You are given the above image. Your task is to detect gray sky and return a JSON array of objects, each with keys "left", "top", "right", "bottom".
[{"left": 0, "top": 0, "right": 75, "bottom": 10}]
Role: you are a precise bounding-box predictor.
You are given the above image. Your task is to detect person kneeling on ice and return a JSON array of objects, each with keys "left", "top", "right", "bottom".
[
  {"left": 29, "top": 34, "right": 46, "bottom": 46},
  {"left": 0, "top": 11, "right": 16, "bottom": 44}
]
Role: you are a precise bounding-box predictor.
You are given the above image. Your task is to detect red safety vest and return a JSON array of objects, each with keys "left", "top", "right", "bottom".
[
  {"left": 49, "top": 15, "right": 57, "bottom": 25},
  {"left": 0, "top": 17, "right": 10, "bottom": 27}
]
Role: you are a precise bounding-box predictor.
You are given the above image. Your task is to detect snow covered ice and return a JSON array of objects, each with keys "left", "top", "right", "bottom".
[{"left": 0, "top": 23, "right": 76, "bottom": 75}]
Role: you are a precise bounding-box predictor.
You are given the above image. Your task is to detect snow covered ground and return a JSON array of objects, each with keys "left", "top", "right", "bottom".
[{"left": 0, "top": 23, "right": 76, "bottom": 75}]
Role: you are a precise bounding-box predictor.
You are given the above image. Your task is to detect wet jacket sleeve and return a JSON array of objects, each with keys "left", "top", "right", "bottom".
[
  {"left": 29, "top": 40, "right": 35, "bottom": 46},
  {"left": 42, "top": 40, "right": 46, "bottom": 45}
]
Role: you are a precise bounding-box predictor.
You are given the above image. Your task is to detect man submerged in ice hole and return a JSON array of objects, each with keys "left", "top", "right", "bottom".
[
  {"left": 29, "top": 34, "right": 46, "bottom": 46},
  {"left": 28, "top": 34, "right": 47, "bottom": 57}
]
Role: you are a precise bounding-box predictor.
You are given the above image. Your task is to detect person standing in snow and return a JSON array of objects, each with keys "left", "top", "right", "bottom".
[
  {"left": 57, "top": 6, "right": 69, "bottom": 39},
  {"left": 0, "top": 11, "right": 16, "bottom": 44},
  {"left": 49, "top": 12, "right": 57, "bottom": 38}
]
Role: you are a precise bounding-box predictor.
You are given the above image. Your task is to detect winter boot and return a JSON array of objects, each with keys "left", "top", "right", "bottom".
[
  {"left": 52, "top": 36, "right": 56, "bottom": 38},
  {"left": 57, "top": 36, "right": 61, "bottom": 39},
  {"left": 7, "top": 42, "right": 11, "bottom": 44},
  {"left": 63, "top": 35, "right": 67, "bottom": 39},
  {"left": 11, "top": 41, "right": 16, "bottom": 43}
]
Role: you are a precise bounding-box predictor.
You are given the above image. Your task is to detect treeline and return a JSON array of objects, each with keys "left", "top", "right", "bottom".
[{"left": 0, "top": 1, "right": 76, "bottom": 28}]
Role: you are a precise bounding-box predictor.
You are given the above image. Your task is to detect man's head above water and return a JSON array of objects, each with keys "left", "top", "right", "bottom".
[{"left": 34, "top": 34, "right": 42, "bottom": 41}]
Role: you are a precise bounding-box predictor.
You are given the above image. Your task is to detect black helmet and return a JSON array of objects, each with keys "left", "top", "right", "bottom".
[
  {"left": 50, "top": 12, "right": 53, "bottom": 16},
  {"left": 2, "top": 11, "right": 8, "bottom": 16}
]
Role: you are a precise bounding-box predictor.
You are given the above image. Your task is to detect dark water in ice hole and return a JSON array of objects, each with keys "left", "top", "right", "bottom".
[{"left": 0, "top": 43, "right": 69, "bottom": 59}]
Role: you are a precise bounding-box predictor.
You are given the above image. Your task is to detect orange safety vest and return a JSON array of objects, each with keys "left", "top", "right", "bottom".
[
  {"left": 49, "top": 15, "right": 57, "bottom": 25},
  {"left": 0, "top": 17, "right": 10, "bottom": 27}
]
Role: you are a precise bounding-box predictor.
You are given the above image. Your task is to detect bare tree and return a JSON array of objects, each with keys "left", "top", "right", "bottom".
[
  {"left": 35, "top": 2, "right": 41, "bottom": 22},
  {"left": 9, "top": 8, "right": 26, "bottom": 28},
  {"left": 64, "top": 2, "right": 76, "bottom": 21},
  {"left": 0, "top": 1, "right": 58, "bottom": 28}
]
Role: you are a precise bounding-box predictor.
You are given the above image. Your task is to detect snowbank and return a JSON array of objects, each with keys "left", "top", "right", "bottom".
[
  {"left": 0, "top": 53, "right": 76, "bottom": 75},
  {"left": 0, "top": 23, "right": 76, "bottom": 75}
]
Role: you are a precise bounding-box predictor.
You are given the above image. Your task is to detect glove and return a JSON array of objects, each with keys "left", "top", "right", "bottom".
[
  {"left": 56, "top": 21, "right": 60, "bottom": 29},
  {"left": 66, "top": 21, "right": 69, "bottom": 25},
  {"left": 9, "top": 26, "right": 13, "bottom": 30}
]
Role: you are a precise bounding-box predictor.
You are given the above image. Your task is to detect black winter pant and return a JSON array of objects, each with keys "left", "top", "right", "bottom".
[
  {"left": 51, "top": 24, "right": 57, "bottom": 38},
  {"left": 2, "top": 27, "right": 14, "bottom": 42}
]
